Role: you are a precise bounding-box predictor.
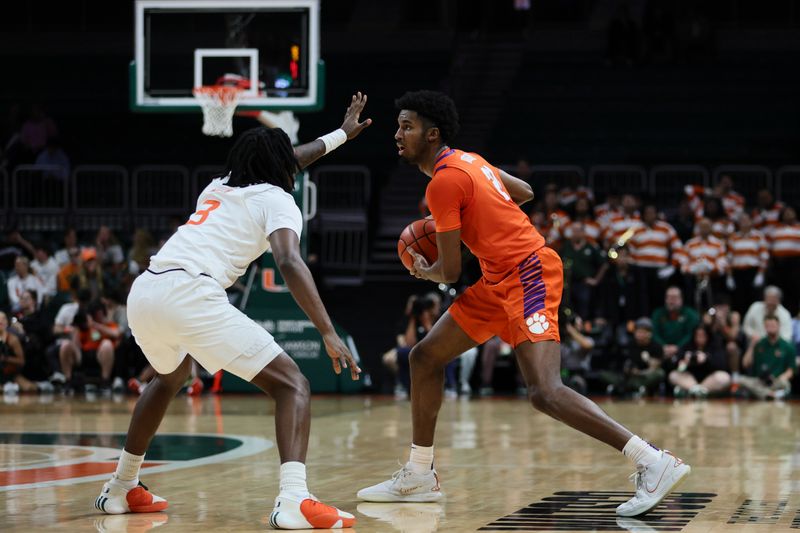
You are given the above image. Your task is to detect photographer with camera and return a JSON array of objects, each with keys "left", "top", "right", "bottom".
[
  {"left": 600, "top": 317, "right": 665, "bottom": 398},
  {"left": 394, "top": 293, "right": 440, "bottom": 398},
  {"left": 738, "top": 315, "right": 796, "bottom": 400},
  {"left": 668, "top": 326, "right": 730, "bottom": 398}
]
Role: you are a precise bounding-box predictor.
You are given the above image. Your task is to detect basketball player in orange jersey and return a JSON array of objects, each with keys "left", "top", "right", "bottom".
[{"left": 358, "top": 90, "right": 690, "bottom": 517}]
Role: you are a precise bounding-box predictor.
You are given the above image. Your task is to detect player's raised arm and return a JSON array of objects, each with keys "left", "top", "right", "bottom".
[
  {"left": 268, "top": 227, "right": 361, "bottom": 380},
  {"left": 497, "top": 169, "right": 534, "bottom": 207},
  {"left": 293, "top": 91, "right": 372, "bottom": 169}
]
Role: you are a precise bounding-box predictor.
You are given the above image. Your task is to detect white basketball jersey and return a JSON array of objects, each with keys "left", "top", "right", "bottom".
[{"left": 150, "top": 176, "right": 303, "bottom": 288}]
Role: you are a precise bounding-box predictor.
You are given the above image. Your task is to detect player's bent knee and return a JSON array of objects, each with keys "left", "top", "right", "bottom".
[
  {"left": 527, "top": 384, "right": 559, "bottom": 414},
  {"left": 409, "top": 343, "right": 444, "bottom": 371}
]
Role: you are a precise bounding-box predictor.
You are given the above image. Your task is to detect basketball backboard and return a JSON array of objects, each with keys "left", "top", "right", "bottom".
[{"left": 131, "top": 0, "right": 322, "bottom": 112}]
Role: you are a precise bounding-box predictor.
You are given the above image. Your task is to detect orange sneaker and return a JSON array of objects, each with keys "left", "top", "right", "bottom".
[
  {"left": 95, "top": 477, "right": 168, "bottom": 515},
  {"left": 269, "top": 494, "right": 355, "bottom": 529}
]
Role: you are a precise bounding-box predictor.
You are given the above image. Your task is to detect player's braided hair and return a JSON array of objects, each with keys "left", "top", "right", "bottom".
[
  {"left": 395, "top": 90, "right": 460, "bottom": 144},
  {"left": 223, "top": 127, "right": 299, "bottom": 192}
]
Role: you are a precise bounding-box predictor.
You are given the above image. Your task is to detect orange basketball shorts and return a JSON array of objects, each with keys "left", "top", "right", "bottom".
[{"left": 448, "top": 246, "right": 563, "bottom": 346}]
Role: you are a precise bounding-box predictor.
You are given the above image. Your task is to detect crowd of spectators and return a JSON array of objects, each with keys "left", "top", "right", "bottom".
[
  {"left": 387, "top": 172, "right": 800, "bottom": 401},
  {"left": 0, "top": 224, "right": 209, "bottom": 397}
]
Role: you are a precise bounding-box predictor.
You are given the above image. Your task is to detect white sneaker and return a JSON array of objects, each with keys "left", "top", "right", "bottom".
[
  {"left": 269, "top": 493, "right": 355, "bottom": 529},
  {"left": 616, "top": 450, "right": 691, "bottom": 517},
  {"left": 94, "top": 476, "right": 168, "bottom": 514},
  {"left": 357, "top": 463, "right": 443, "bottom": 502},
  {"left": 3, "top": 382, "right": 19, "bottom": 395}
]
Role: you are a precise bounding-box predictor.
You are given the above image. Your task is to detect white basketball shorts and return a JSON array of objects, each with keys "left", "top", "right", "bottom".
[{"left": 127, "top": 269, "right": 283, "bottom": 381}]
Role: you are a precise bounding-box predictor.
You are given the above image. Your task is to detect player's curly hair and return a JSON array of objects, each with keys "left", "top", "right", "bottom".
[
  {"left": 395, "top": 90, "right": 460, "bottom": 144},
  {"left": 223, "top": 127, "right": 299, "bottom": 192}
]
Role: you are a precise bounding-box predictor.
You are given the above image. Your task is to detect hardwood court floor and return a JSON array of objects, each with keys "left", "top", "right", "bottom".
[{"left": 2, "top": 393, "right": 800, "bottom": 532}]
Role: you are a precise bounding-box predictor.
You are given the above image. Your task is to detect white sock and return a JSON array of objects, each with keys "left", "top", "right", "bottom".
[
  {"left": 279, "top": 461, "right": 309, "bottom": 497},
  {"left": 114, "top": 449, "right": 144, "bottom": 488},
  {"left": 732, "top": 372, "right": 740, "bottom": 383},
  {"left": 409, "top": 444, "right": 434, "bottom": 475},
  {"left": 622, "top": 436, "right": 661, "bottom": 468}
]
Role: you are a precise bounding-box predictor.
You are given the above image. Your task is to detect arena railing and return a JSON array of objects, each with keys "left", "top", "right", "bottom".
[
  {"left": 190, "top": 166, "right": 225, "bottom": 206},
  {"left": 131, "top": 165, "right": 190, "bottom": 232},
  {"left": 712, "top": 165, "right": 772, "bottom": 200},
  {"left": 650, "top": 165, "right": 709, "bottom": 212},
  {"left": 776, "top": 166, "right": 800, "bottom": 207},
  {"left": 11, "top": 164, "right": 69, "bottom": 231},
  {"left": 71, "top": 165, "right": 130, "bottom": 233},
  {"left": 311, "top": 165, "right": 371, "bottom": 286},
  {"left": 531, "top": 165, "right": 586, "bottom": 187},
  {"left": 588, "top": 165, "right": 648, "bottom": 199}
]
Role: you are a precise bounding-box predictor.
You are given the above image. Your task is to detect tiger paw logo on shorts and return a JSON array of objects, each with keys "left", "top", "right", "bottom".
[{"left": 526, "top": 313, "right": 550, "bottom": 335}]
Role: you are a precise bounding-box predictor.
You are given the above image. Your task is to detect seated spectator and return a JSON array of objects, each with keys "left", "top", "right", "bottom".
[
  {"left": 128, "top": 228, "right": 156, "bottom": 276},
  {"left": 652, "top": 286, "right": 699, "bottom": 362},
  {"left": 95, "top": 225, "right": 125, "bottom": 273},
  {"left": 739, "top": 315, "right": 796, "bottom": 400},
  {"left": 683, "top": 218, "right": 727, "bottom": 310},
  {"left": 54, "top": 228, "right": 79, "bottom": 267},
  {"left": 7, "top": 256, "right": 44, "bottom": 313},
  {"left": 703, "top": 296, "right": 744, "bottom": 391},
  {"left": 628, "top": 202, "right": 685, "bottom": 313},
  {"left": 751, "top": 188, "right": 784, "bottom": 240},
  {"left": 742, "top": 286, "right": 793, "bottom": 344},
  {"left": 559, "top": 314, "right": 597, "bottom": 395},
  {"left": 10, "top": 289, "right": 53, "bottom": 385},
  {"left": 727, "top": 212, "right": 768, "bottom": 315},
  {"left": 31, "top": 243, "right": 59, "bottom": 300},
  {"left": 0, "top": 311, "right": 29, "bottom": 394},
  {"left": 57, "top": 247, "right": 82, "bottom": 292},
  {"left": 770, "top": 207, "right": 800, "bottom": 315},
  {"left": 559, "top": 222, "right": 607, "bottom": 319},
  {"left": 77, "top": 247, "right": 115, "bottom": 301},
  {"left": 668, "top": 326, "right": 730, "bottom": 398},
  {"left": 34, "top": 136, "right": 69, "bottom": 179},
  {"left": 600, "top": 317, "right": 664, "bottom": 398},
  {"left": 59, "top": 300, "right": 121, "bottom": 393}
]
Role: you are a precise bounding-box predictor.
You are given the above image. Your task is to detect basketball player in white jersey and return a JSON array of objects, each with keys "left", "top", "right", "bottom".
[{"left": 93, "top": 93, "right": 371, "bottom": 529}]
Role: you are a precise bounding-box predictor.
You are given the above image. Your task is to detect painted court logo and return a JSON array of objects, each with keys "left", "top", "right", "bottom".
[
  {"left": 526, "top": 312, "right": 550, "bottom": 335},
  {"left": 0, "top": 432, "right": 273, "bottom": 491}
]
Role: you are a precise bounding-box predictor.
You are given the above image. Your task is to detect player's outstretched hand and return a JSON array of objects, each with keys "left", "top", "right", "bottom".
[
  {"left": 407, "top": 248, "right": 430, "bottom": 280},
  {"left": 323, "top": 332, "right": 361, "bottom": 380},
  {"left": 340, "top": 92, "right": 372, "bottom": 140}
]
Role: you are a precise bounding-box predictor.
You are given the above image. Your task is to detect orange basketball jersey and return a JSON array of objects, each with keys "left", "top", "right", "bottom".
[{"left": 425, "top": 149, "right": 545, "bottom": 283}]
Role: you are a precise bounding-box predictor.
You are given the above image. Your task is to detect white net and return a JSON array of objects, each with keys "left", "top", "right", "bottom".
[{"left": 193, "top": 86, "right": 243, "bottom": 137}]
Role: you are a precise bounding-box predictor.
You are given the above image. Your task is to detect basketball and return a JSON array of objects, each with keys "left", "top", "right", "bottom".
[{"left": 397, "top": 218, "right": 438, "bottom": 270}]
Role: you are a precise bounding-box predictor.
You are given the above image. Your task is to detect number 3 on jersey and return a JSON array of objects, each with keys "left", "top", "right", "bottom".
[{"left": 186, "top": 199, "right": 221, "bottom": 226}]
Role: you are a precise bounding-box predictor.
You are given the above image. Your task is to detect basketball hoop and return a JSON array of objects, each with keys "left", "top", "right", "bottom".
[{"left": 193, "top": 85, "right": 243, "bottom": 137}]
